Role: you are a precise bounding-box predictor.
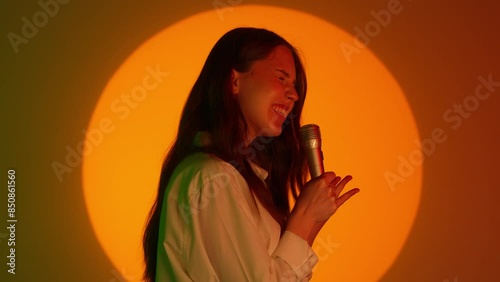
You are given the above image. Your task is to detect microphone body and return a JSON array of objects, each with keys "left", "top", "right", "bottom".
[{"left": 300, "top": 124, "right": 325, "bottom": 179}]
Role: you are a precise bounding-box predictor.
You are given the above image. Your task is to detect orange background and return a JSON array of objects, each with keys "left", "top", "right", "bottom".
[
  {"left": 82, "top": 6, "right": 421, "bottom": 281},
  {"left": 1, "top": 0, "right": 499, "bottom": 281}
]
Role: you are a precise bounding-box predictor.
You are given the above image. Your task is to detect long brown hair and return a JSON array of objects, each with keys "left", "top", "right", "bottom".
[{"left": 142, "top": 27, "right": 308, "bottom": 282}]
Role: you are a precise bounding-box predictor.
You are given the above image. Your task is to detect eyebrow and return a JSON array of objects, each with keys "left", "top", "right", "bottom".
[{"left": 276, "top": 69, "right": 296, "bottom": 84}]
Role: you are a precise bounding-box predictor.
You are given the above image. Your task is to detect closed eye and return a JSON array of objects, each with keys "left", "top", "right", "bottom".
[{"left": 276, "top": 69, "right": 295, "bottom": 85}]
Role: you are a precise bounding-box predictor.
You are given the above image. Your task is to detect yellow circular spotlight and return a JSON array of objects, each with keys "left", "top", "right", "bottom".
[{"left": 83, "top": 5, "right": 421, "bottom": 281}]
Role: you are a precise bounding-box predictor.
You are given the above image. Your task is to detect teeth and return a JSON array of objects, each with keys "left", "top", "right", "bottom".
[{"left": 272, "top": 105, "right": 286, "bottom": 117}]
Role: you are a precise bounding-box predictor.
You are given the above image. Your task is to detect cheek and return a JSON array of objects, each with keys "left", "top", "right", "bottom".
[
  {"left": 272, "top": 81, "right": 288, "bottom": 97},
  {"left": 258, "top": 79, "right": 283, "bottom": 99},
  {"left": 238, "top": 77, "right": 280, "bottom": 115}
]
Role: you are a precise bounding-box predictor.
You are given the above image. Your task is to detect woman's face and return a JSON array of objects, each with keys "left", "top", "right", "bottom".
[{"left": 232, "top": 45, "right": 299, "bottom": 142}]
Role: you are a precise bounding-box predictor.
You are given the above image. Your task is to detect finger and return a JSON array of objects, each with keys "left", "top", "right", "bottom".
[
  {"left": 328, "top": 177, "right": 341, "bottom": 196},
  {"left": 335, "top": 188, "right": 360, "bottom": 208},
  {"left": 313, "top": 172, "right": 337, "bottom": 189},
  {"left": 334, "top": 175, "right": 352, "bottom": 198},
  {"left": 321, "top": 171, "right": 337, "bottom": 183},
  {"left": 330, "top": 176, "right": 341, "bottom": 187}
]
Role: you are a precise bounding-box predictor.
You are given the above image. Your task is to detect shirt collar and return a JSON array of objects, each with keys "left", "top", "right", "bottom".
[{"left": 248, "top": 161, "right": 269, "bottom": 181}]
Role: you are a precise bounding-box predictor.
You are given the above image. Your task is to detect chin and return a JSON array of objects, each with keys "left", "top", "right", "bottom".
[{"left": 258, "top": 126, "right": 282, "bottom": 138}]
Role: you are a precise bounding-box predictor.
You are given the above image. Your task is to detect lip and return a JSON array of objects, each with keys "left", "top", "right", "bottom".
[{"left": 272, "top": 103, "right": 290, "bottom": 120}]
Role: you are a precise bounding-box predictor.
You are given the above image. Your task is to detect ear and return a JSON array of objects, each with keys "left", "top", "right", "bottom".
[{"left": 230, "top": 69, "right": 240, "bottom": 96}]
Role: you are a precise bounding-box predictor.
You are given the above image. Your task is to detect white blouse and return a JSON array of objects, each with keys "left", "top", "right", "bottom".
[{"left": 156, "top": 151, "right": 318, "bottom": 281}]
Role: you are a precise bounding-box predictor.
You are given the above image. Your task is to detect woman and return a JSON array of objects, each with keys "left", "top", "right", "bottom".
[{"left": 143, "top": 27, "right": 359, "bottom": 281}]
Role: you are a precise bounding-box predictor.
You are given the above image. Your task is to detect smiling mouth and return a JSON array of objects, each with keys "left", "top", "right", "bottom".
[{"left": 272, "top": 104, "right": 288, "bottom": 118}]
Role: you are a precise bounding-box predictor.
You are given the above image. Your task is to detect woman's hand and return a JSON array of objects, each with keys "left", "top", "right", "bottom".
[{"left": 286, "top": 172, "right": 360, "bottom": 245}]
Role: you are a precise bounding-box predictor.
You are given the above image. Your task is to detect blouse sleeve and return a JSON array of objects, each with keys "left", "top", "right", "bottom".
[{"left": 162, "top": 156, "right": 318, "bottom": 282}]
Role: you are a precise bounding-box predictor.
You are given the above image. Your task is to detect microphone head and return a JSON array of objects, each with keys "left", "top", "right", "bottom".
[{"left": 300, "top": 124, "right": 321, "bottom": 141}]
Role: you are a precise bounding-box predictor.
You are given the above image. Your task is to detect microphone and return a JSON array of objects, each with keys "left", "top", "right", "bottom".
[{"left": 299, "top": 124, "right": 325, "bottom": 179}]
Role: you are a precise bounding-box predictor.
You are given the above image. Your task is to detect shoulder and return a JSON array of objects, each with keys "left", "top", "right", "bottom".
[
  {"left": 166, "top": 152, "right": 261, "bottom": 230},
  {"left": 170, "top": 152, "right": 243, "bottom": 191},
  {"left": 177, "top": 152, "right": 238, "bottom": 176}
]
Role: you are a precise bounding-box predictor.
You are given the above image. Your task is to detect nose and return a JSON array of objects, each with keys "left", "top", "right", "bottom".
[{"left": 286, "top": 87, "right": 299, "bottom": 102}]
